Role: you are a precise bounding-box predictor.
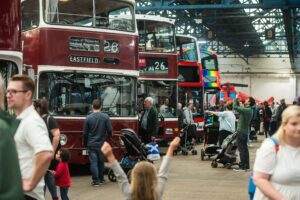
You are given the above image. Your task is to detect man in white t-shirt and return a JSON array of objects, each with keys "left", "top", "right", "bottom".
[
  {"left": 6, "top": 75, "right": 53, "bottom": 200},
  {"left": 206, "top": 103, "right": 236, "bottom": 147}
]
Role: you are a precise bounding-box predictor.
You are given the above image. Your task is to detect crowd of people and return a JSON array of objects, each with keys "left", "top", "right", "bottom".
[{"left": 1, "top": 74, "right": 299, "bottom": 200}]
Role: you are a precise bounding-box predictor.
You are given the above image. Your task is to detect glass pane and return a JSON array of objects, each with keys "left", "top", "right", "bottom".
[
  {"left": 22, "top": 0, "right": 39, "bottom": 30},
  {"left": 203, "top": 57, "right": 218, "bottom": 70},
  {"left": 43, "top": 0, "right": 134, "bottom": 32},
  {"left": 139, "top": 21, "right": 175, "bottom": 53},
  {"left": 178, "top": 87, "right": 203, "bottom": 116},
  {"left": 38, "top": 72, "right": 137, "bottom": 117},
  {"left": 178, "top": 42, "right": 198, "bottom": 62},
  {"left": 0, "top": 60, "right": 19, "bottom": 88},
  {"left": 178, "top": 66, "right": 200, "bottom": 82},
  {"left": 137, "top": 80, "right": 177, "bottom": 118}
]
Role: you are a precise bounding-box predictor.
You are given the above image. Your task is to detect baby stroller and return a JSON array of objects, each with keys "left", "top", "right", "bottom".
[
  {"left": 200, "top": 115, "right": 221, "bottom": 160},
  {"left": 176, "top": 124, "right": 197, "bottom": 155},
  {"left": 107, "top": 128, "right": 150, "bottom": 182},
  {"left": 211, "top": 132, "right": 239, "bottom": 169}
]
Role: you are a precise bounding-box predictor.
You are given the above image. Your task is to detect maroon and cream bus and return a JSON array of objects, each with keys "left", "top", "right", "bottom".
[
  {"left": 21, "top": 0, "right": 139, "bottom": 163},
  {"left": 0, "top": 0, "right": 22, "bottom": 89},
  {"left": 136, "top": 15, "right": 178, "bottom": 145}
]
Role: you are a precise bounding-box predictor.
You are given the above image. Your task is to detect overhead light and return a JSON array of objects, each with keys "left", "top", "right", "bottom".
[{"left": 197, "top": 41, "right": 207, "bottom": 44}]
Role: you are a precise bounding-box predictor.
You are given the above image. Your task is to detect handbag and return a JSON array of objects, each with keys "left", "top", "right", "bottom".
[{"left": 146, "top": 142, "right": 160, "bottom": 161}]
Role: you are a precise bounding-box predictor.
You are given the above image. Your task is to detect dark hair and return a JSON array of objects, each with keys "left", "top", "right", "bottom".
[
  {"left": 60, "top": 148, "right": 71, "bottom": 162},
  {"left": 225, "top": 103, "right": 233, "bottom": 110},
  {"left": 33, "top": 99, "right": 41, "bottom": 110},
  {"left": 40, "top": 98, "right": 49, "bottom": 115},
  {"left": 249, "top": 97, "right": 256, "bottom": 107},
  {"left": 10, "top": 74, "right": 35, "bottom": 97},
  {"left": 92, "top": 99, "right": 101, "bottom": 110}
]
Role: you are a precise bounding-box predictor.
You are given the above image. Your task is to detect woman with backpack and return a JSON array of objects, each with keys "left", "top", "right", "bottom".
[
  {"left": 34, "top": 98, "right": 61, "bottom": 200},
  {"left": 253, "top": 105, "right": 300, "bottom": 200}
]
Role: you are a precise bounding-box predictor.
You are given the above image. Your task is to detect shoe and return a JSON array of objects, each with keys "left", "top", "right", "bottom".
[
  {"left": 233, "top": 168, "right": 247, "bottom": 172},
  {"left": 91, "top": 181, "right": 100, "bottom": 186},
  {"left": 99, "top": 179, "right": 106, "bottom": 185}
]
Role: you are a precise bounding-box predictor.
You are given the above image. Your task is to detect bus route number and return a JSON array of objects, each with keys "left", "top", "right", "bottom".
[{"left": 104, "top": 40, "right": 119, "bottom": 54}]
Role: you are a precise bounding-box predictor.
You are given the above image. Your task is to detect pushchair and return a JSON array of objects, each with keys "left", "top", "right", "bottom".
[
  {"left": 211, "top": 132, "right": 239, "bottom": 169},
  {"left": 200, "top": 115, "right": 221, "bottom": 160},
  {"left": 176, "top": 124, "right": 197, "bottom": 155},
  {"left": 107, "top": 128, "right": 151, "bottom": 182}
]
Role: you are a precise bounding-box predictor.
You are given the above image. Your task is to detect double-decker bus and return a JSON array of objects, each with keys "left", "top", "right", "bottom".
[
  {"left": 176, "top": 35, "right": 204, "bottom": 139},
  {"left": 136, "top": 15, "right": 178, "bottom": 145},
  {"left": 200, "top": 48, "right": 221, "bottom": 109},
  {"left": 0, "top": 0, "right": 22, "bottom": 91},
  {"left": 21, "top": 0, "right": 139, "bottom": 163}
]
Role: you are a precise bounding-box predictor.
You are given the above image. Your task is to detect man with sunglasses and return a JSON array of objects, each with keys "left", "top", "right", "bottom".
[{"left": 6, "top": 74, "right": 53, "bottom": 200}]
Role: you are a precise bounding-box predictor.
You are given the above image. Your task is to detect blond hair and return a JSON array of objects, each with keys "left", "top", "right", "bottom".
[
  {"left": 131, "top": 161, "right": 158, "bottom": 200},
  {"left": 274, "top": 105, "right": 300, "bottom": 143}
]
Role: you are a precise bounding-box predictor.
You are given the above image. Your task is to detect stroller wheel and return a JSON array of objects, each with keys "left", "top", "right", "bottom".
[
  {"left": 200, "top": 149, "right": 205, "bottom": 160},
  {"left": 224, "top": 163, "right": 232, "bottom": 169},
  {"left": 108, "top": 169, "right": 117, "bottom": 182},
  {"left": 211, "top": 160, "right": 218, "bottom": 168},
  {"left": 192, "top": 149, "right": 197, "bottom": 155},
  {"left": 182, "top": 150, "right": 188, "bottom": 155}
]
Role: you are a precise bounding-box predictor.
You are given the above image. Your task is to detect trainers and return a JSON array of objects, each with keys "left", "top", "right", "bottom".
[
  {"left": 91, "top": 181, "right": 100, "bottom": 187},
  {"left": 99, "top": 179, "right": 106, "bottom": 185},
  {"left": 233, "top": 168, "right": 247, "bottom": 172}
]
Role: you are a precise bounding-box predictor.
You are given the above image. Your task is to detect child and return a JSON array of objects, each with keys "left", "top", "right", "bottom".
[
  {"left": 101, "top": 137, "right": 180, "bottom": 200},
  {"left": 51, "top": 149, "right": 72, "bottom": 200}
]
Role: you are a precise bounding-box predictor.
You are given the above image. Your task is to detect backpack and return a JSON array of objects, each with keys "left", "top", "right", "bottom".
[{"left": 248, "top": 136, "right": 279, "bottom": 200}]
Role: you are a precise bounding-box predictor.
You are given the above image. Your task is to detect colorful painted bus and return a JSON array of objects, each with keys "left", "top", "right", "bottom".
[
  {"left": 0, "top": 0, "right": 22, "bottom": 92},
  {"left": 200, "top": 48, "right": 221, "bottom": 109},
  {"left": 136, "top": 15, "right": 178, "bottom": 144},
  {"left": 176, "top": 35, "right": 204, "bottom": 139},
  {"left": 21, "top": 0, "right": 139, "bottom": 163}
]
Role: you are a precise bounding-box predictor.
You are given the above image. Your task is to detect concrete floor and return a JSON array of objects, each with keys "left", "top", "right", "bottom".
[{"left": 46, "top": 135, "right": 263, "bottom": 200}]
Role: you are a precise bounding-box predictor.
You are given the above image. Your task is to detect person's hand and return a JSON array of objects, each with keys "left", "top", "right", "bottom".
[
  {"left": 151, "top": 136, "right": 156, "bottom": 142},
  {"left": 169, "top": 137, "right": 180, "bottom": 150},
  {"left": 22, "top": 179, "right": 34, "bottom": 192},
  {"left": 205, "top": 110, "right": 211, "bottom": 114},
  {"left": 49, "top": 170, "right": 55, "bottom": 174}
]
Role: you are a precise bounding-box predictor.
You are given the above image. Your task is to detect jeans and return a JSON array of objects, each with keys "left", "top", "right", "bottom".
[
  {"left": 88, "top": 148, "right": 105, "bottom": 183},
  {"left": 237, "top": 132, "right": 249, "bottom": 169},
  {"left": 59, "top": 186, "right": 69, "bottom": 200},
  {"left": 44, "top": 170, "right": 58, "bottom": 199}
]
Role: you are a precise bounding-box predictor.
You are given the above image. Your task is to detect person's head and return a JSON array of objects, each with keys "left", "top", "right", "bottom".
[
  {"left": 280, "top": 98, "right": 285, "bottom": 105},
  {"left": 177, "top": 103, "right": 182, "bottom": 110},
  {"left": 263, "top": 101, "right": 269, "bottom": 107},
  {"left": 33, "top": 99, "right": 42, "bottom": 115},
  {"left": 188, "top": 100, "right": 193, "bottom": 110},
  {"left": 244, "top": 97, "right": 255, "bottom": 107},
  {"left": 92, "top": 99, "right": 101, "bottom": 110},
  {"left": 275, "top": 105, "right": 300, "bottom": 143},
  {"left": 6, "top": 74, "right": 35, "bottom": 115},
  {"left": 56, "top": 148, "right": 71, "bottom": 163},
  {"left": 164, "top": 98, "right": 169, "bottom": 105},
  {"left": 131, "top": 161, "right": 158, "bottom": 200},
  {"left": 0, "top": 74, "right": 4, "bottom": 109},
  {"left": 225, "top": 103, "right": 232, "bottom": 111},
  {"left": 144, "top": 97, "right": 153, "bottom": 110}
]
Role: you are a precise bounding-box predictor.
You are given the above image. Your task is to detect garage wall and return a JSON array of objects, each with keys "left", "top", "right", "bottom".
[{"left": 218, "top": 57, "right": 298, "bottom": 104}]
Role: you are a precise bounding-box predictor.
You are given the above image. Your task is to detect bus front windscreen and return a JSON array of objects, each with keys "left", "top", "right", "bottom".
[
  {"left": 38, "top": 72, "right": 137, "bottom": 117},
  {"left": 138, "top": 21, "right": 175, "bottom": 53},
  {"left": 137, "top": 80, "right": 177, "bottom": 118},
  {"left": 43, "top": 0, "right": 134, "bottom": 32}
]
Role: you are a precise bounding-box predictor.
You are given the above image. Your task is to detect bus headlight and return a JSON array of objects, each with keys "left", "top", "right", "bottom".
[
  {"left": 165, "top": 128, "right": 173, "bottom": 135},
  {"left": 60, "top": 134, "right": 68, "bottom": 146}
]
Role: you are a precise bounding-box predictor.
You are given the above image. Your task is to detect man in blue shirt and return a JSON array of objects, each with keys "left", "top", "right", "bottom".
[{"left": 83, "top": 99, "right": 112, "bottom": 186}]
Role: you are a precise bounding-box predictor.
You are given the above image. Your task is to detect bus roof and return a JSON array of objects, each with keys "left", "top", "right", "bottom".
[{"left": 135, "top": 14, "right": 175, "bottom": 24}]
